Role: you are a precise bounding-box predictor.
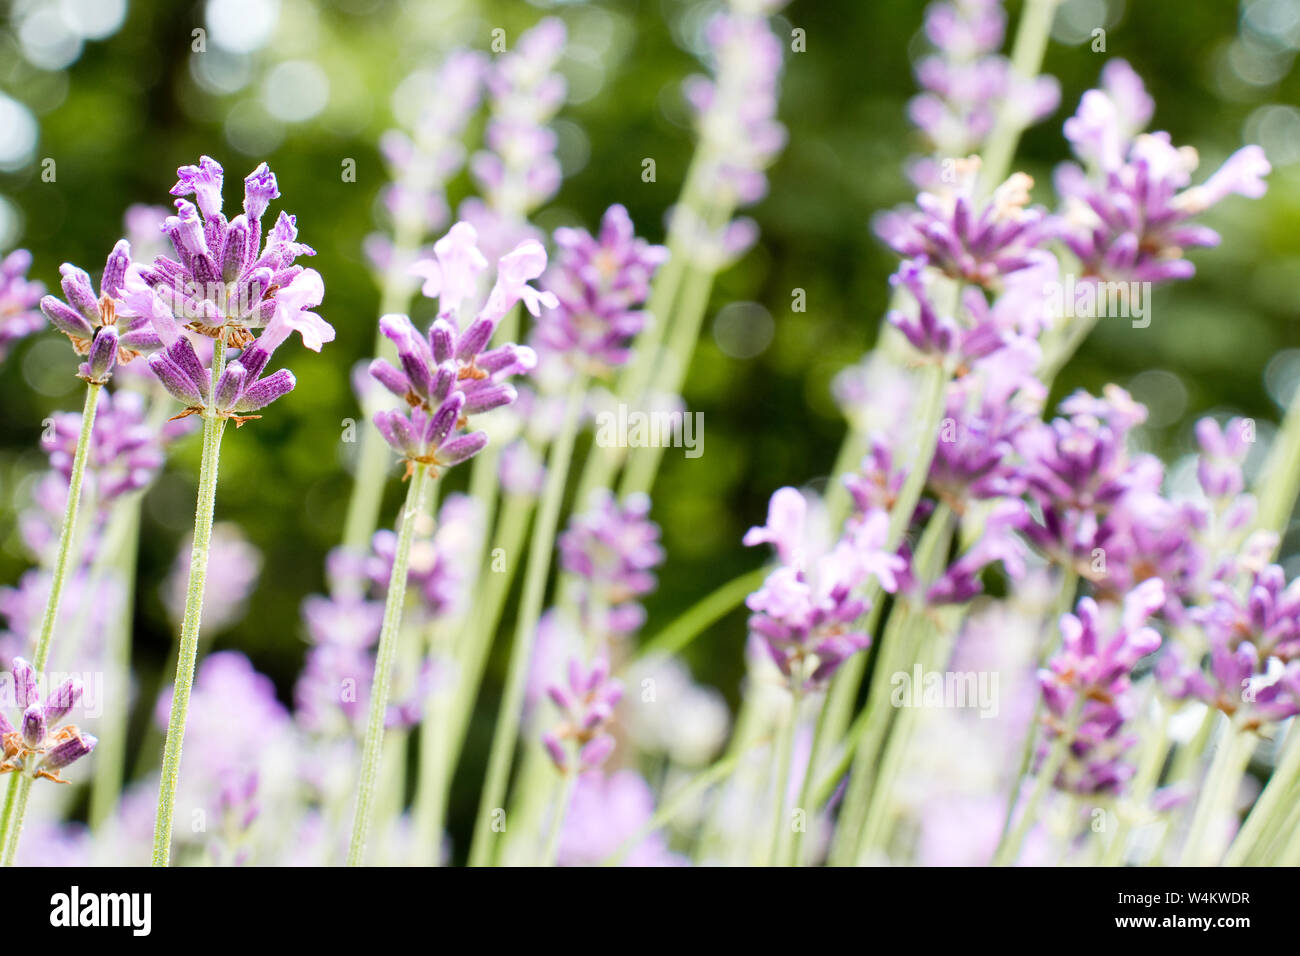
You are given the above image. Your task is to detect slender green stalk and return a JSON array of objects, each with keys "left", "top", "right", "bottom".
[
  {"left": 151, "top": 403, "right": 228, "bottom": 866},
  {"left": 539, "top": 773, "right": 576, "bottom": 867},
  {"left": 992, "top": 695, "right": 1084, "bottom": 866},
  {"left": 765, "top": 674, "right": 803, "bottom": 866},
  {"left": 1255, "top": 379, "right": 1300, "bottom": 541},
  {"left": 632, "top": 565, "right": 767, "bottom": 665},
  {"left": 34, "top": 382, "right": 103, "bottom": 672},
  {"left": 977, "top": 0, "right": 1062, "bottom": 197},
  {"left": 602, "top": 741, "right": 760, "bottom": 866},
  {"left": 0, "top": 382, "right": 104, "bottom": 864},
  {"left": 996, "top": 567, "right": 1077, "bottom": 846},
  {"left": 1224, "top": 723, "right": 1300, "bottom": 865},
  {"left": 1179, "top": 721, "right": 1255, "bottom": 866},
  {"left": 468, "top": 377, "right": 586, "bottom": 866},
  {"left": 346, "top": 463, "right": 431, "bottom": 866},
  {"left": 89, "top": 497, "right": 142, "bottom": 834}
]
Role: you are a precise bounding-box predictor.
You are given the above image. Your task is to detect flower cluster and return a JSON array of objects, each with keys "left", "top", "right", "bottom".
[
  {"left": 905, "top": 0, "right": 1059, "bottom": 188},
  {"left": 370, "top": 223, "right": 547, "bottom": 478},
  {"left": 744, "top": 487, "right": 904, "bottom": 688},
  {"left": 40, "top": 240, "right": 160, "bottom": 384},
  {"left": 675, "top": 0, "right": 788, "bottom": 266},
  {"left": 558, "top": 491, "right": 665, "bottom": 638},
  {"left": 1038, "top": 580, "right": 1164, "bottom": 793},
  {"left": 533, "top": 205, "right": 669, "bottom": 375},
  {"left": 1054, "top": 60, "right": 1270, "bottom": 285},
  {"left": 137, "top": 157, "right": 332, "bottom": 423},
  {"left": 462, "top": 17, "right": 567, "bottom": 260},
  {"left": 0, "top": 659, "right": 96, "bottom": 783},
  {"left": 0, "top": 249, "right": 45, "bottom": 363},
  {"left": 542, "top": 655, "right": 624, "bottom": 774}
]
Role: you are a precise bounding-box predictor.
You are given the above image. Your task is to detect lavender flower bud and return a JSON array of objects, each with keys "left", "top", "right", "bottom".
[{"left": 80, "top": 326, "right": 119, "bottom": 384}]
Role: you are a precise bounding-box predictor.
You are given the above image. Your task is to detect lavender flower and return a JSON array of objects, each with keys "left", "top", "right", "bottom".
[
  {"left": 558, "top": 491, "right": 666, "bottom": 637},
  {"left": 1037, "top": 579, "right": 1164, "bottom": 793},
  {"left": 542, "top": 655, "right": 624, "bottom": 774},
  {"left": 0, "top": 249, "right": 45, "bottom": 363},
  {"left": 745, "top": 488, "right": 903, "bottom": 687},
  {"left": 533, "top": 205, "right": 669, "bottom": 375},
  {"left": 370, "top": 223, "right": 547, "bottom": 477},
  {"left": 557, "top": 769, "right": 687, "bottom": 866},
  {"left": 461, "top": 18, "right": 567, "bottom": 260},
  {"left": 1160, "top": 565, "right": 1300, "bottom": 730},
  {"left": 40, "top": 240, "right": 160, "bottom": 383},
  {"left": 162, "top": 523, "right": 263, "bottom": 635},
  {"left": 0, "top": 658, "right": 96, "bottom": 783},
  {"left": 41, "top": 388, "right": 190, "bottom": 510},
  {"left": 905, "top": 0, "right": 1059, "bottom": 188},
  {"left": 1054, "top": 61, "right": 1270, "bottom": 284},
  {"left": 137, "top": 157, "right": 332, "bottom": 423},
  {"left": 876, "top": 162, "right": 1047, "bottom": 289},
  {"left": 674, "top": 1, "right": 788, "bottom": 267}
]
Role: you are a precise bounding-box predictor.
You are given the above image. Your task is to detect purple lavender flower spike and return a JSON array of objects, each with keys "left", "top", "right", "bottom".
[
  {"left": 137, "top": 156, "right": 324, "bottom": 356},
  {"left": 559, "top": 491, "right": 666, "bottom": 638},
  {"left": 532, "top": 205, "right": 669, "bottom": 375},
  {"left": 557, "top": 770, "right": 687, "bottom": 866},
  {"left": 543, "top": 655, "right": 624, "bottom": 773},
  {"left": 1037, "top": 579, "right": 1165, "bottom": 794},
  {"left": 905, "top": 0, "right": 1059, "bottom": 188},
  {"left": 876, "top": 160, "right": 1047, "bottom": 288},
  {"left": 1053, "top": 63, "right": 1271, "bottom": 285},
  {"left": 0, "top": 657, "right": 96, "bottom": 782},
  {"left": 0, "top": 250, "right": 46, "bottom": 363},
  {"left": 40, "top": 240, "right": 162, "bottom": 381}
]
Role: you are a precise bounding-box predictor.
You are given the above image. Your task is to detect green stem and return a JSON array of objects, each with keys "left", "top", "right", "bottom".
[
  {"left": 766, "top": 674, "right": 803, "bottom": 867},
  {"left": 89, "top": 496, "right": 142, "bottom": 834},
  {"left": 977, "top": 0, "right": 1061, "bottom": 197},
  {"left": 33, "top": 382, "right": 102, "bottom": 672},
  {"left": 1224, "top": 723, "right": 1300, "bottom": 865},
  {"left": 346, "top": 463, "right": 431, "bottom": 866},
  {"left": 151, "top": 404, "right": 228, "bottom": 867},
  {"left": 601, "top": 742, "right": 760, "bottom": 866},
  {"left": 992, "top": 694, "right": 1084, "bottom": 867},
  {"left": 632, "top": 565, "right": 767, "bottom": 665},
  {"left": 539, "top": 773, "right": 576, "bottom": 867},
  {"left": 996, "top": 567, "right": 1077, "bottom": 847},
  {"left": 468, "top": 377, "right": 586, "bottom": 866},
  {"left": 1255, "top": 380, "right": 1300, "bottom": 543},
  {"left": 1179, "top": 721, "right": 1255, "bottom": 866}
]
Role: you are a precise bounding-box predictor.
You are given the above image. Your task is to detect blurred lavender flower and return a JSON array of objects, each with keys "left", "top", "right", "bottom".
[
  {"left": 0, "top": 658, "right": 96, "bottom": 783},
  {"left": 1160, "top": 565, "right": 1300, "bottom": 730},
  {"left": 123, "top": 204, "right": 172, "bottom": 264},
  {"left": 557, "top": 769, "right": 687, "bottom": 866},
  {"left": 675, "top": 1, "right": 788, "bottom": 267},
  {"left": 1054, "top": 60, "right": 1270, "bottom": 285},
  {"left": 163, "top": 523, "right": 263, "bottom": 636},
  {"left": 0, "top": 249, "right": 45, "bottom": 363},
  {"left": 744, "top": 487, "right": 904, "bottom": 688},
  {"left": 1038, "top": 580, "right": 1164, "bottom": 794},
  {"left": 370, "top": 222, "right": 546, "bottom": 477},
  {"left": 151, "top": 652, "right": 295, "bottom": 865},
  {"left": 559, "top": 491, "right": 665, "bottom": 638},
  {"left": 461, "top": 18, "right": 567, "bottom": 260},
  {"left": 905, "top": 0, "right": 1059, "bottom": 188},
  {"left": 624, "top": 655, "right": 729, "bottom": 767},
  {"left": 42, "top": 388, "right": 192, "bottom": 512},
  {"left": 542, "top": 655, "right": 623, "bottom": 774},
  {"left": 379, "top": 51, "right": 486, "bottom": 243},
  {"left": 533, "top": 205, "right": 669, "bottom": 375}
]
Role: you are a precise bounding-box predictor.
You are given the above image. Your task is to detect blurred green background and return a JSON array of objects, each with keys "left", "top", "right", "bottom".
[{"left": 0, "top": 0, "right": 1297, "bottom": 793}]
